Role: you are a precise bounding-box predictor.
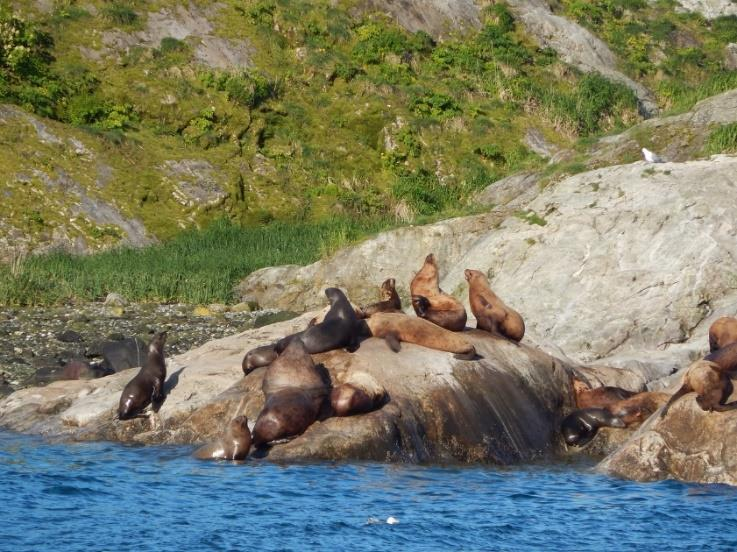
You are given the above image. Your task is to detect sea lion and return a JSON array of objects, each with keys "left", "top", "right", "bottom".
[
  {"left": 607, "top": 391, "right": 669, "bottom": 425},
  {"left": 410, "top": 253, "right": 467, "bottom": 332},
  {"left": 560, "top": 408, "right": 626, "bottom": 447},
  {"left": 193, "top": 415, "right": 252, "bottom": 461},
  {"left": 331, "top": 371, "right": 387, "bottom": 417},
  {"left": 464, "top": 269, "right": 524, "bottom": 342},
  {"left": 251, "top": 338, "right": 329, "bottom": 447},
  {"left": 704, "top": 341, "right": 737, "bottom": 373},
  {"left": 708, "top": 316, "right": 737, "bottom": 352},
  {"left": 117, "top": 331, "right": 167, "bottom": 420},
  {"left": 660, "top": 359, "right": 737, "bottom": 417},
  {"left": 572, "top": 379, "right": 637, "bottom": 409},
  {"left": 242, "top": 343, "right": 278, "bottom": 375},
  {"left": 358, "top": 278, "right": 402, "bottom": 318},
  {"left": 277, "top": 288, "right": 362, "bottom": 354},
  {"left": 364, "top": 312, "right": 478, "bottom": 360}
]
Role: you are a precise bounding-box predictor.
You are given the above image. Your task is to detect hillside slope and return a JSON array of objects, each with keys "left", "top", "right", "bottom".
[{"left": 1, "top": 0, "right": 737, "bottom": 260}]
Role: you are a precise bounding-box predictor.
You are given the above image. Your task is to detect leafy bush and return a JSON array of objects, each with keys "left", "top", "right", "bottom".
[
  {"left": 352, "top": 21, "right": 410, "bottom": 64},
  {"left": 200, "top": 70, "right": 277, "bottom": 108},
  {"left": 391, "top": 169, "right": 457, "bottom": 216},
  {"left": 159, "top": 37, "right": 188, "bottom": 54},
  {"left": 409, "top": 91, "right": 461, "bottom": 119}
]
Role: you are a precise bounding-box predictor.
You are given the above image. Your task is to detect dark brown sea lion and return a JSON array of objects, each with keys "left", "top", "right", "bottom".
[
  {"left": 464, "top": 269, "right": 524, "bottom": 342},
  {"left": 331, "top": 371, "right": 387, "bottom": 417},
  {"left": 358, "top": 278, "right": 402, "bottom": 318},
  {"left": 117, "top": 331, "right": 167, "bottom": 420},
  {"left": 251, "top": 338, "right": 329, "bottom": 447},
  {"left": 660, "top": 359, "right": 737, "bottom": 417},
  {"left": 242, "top": 343, "right": 278, "bottom": 375},
  {"left": 364, "top": 312, "right": 478, "bottom": 359},
  {"left": 193, "top": 415, "right": 252, "bottom": 461},
  {"left": 708, "top": 316, "right": 737, "bottom": 352},
  {"left": 410, "top": 253, "right": 467, "bottom": 332},
  {"left": 572, "top": 379, "right": 637, "bottom": 409},
  {"left": 277, "top": 288, "right": 362, "bottom": 354},
  {"left": 560, "top": 408, "right": 626, "bottom": 447},
  {"left": 607, "top": 392, "right": 669, "bottom": 425}
]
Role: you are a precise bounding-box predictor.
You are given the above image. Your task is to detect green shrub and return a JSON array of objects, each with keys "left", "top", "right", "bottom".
[
  {"left": 409, "top": 91, "right": 461, "bottom": 119},
  {"left": 200, "top": 70, "right": 278, "bottom": 108},
  {"left": 159, "top": 37, "right": 188, "bottom": 54},
  {"left": 352, "top": 21, "right": 410, "bottom": 64},
  {"left": 391, "top": 169, "right": 456, "bottom": 216},
  {"left": 573, "top": 73, "right": 637, "bottom": 134},
  {"left": 711, "top": 15, "right": 737, "bottom": 43},
  {"left": 101, "top": 3, "right": 138, "bottom": 26}
]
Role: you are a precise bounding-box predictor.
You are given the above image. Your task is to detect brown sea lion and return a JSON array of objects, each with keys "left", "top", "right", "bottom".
[
  {"left": 704, "top": 341, "right": 737, "bottom": 373},
  {"left": 464, "top": 269, "right": 524, "bottom": 342},
  {"left": 117, "top": 331, "right": 167, "bottom": 420},
  {"left": 251, "top": 338, "right": 329, "bottom": 447},
  {"left": 277, "top": 288, "right": 362, "bottom": 354},
  {"left": 708, "top": 316, "right": 737, "bottom": 352},
  {"left": 364, "top": 312, "right": 478, "bottom": 360},
  {"left": 607, "top": 391, "right": 669, "bottom": 425},
  {"left": 358, "top": 278, "right": 402, "bottom": 318},
  {"left": 572, "top": 379, "right": 637, "bottom": 409},
  {"left": 331, "top": 371, "right": 387, "bottom": 417},
  {"left": 660, "top": 359, "right": 737, "bottom": 417},
  {"left": 560, "top": 408, "right": 626, "bottom": 447},
  {"left": 242, "top": 343, "right": 278, "bottom": 375},
  {"left": 193, "top": 415, "right": 252, "bottom": 461},
  {"left": 410, "top": 253, "right": 467, "bottom": 332}
]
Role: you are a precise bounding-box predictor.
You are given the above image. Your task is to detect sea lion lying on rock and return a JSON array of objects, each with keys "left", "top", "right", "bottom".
[
  {"left": 410, "top": 253, "right": 467, "bottom": 332},
  {"left": 117, "top": 331, "right": 167, "bottom": 420},
  {"left": 660, "top": 359, "right": 737, "bottom": 417},
  {"left": 251, "top": 338, "right": 329, "bottom": 448},
  {"left": 277, "top": 288, "right": 363, "bottom": 354},
  {"left": 708, "top": 316, "right": 737, "bottom": 352},
  {"left": 331, "top": 371, "right": 387, "bottom": 417},
  {"left": 193, "top": 415, "right": 251, "bottom": 461},
  {"left": 607, "top": 392, "right": 669, "bottom": 425},
  {"left": 358, "top": 278, "right": 402, "bottom": 318},
  {"left": 242, "top": 343, "right": 278, "bottom": 375},
  {"left": 464, "top": 269, "right": 524, "bottom": 342},
  {"left": 363, "top": 312, "right": 478, "bottom": 360},
  {"left": 572, "top": 379, "right": 637, "bottom": 409}
]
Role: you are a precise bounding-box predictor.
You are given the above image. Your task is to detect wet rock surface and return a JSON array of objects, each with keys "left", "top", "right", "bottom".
[{"left": 0, "top": 303, "right": 292, "bottom": 392}]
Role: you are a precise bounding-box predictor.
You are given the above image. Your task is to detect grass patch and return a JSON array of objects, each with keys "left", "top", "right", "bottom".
[
  {"left": 703, "top": 122, "right": 737, "bottom": 155},
  {"left": 0, "top": 218, "right": 393, "bottom": 306}
]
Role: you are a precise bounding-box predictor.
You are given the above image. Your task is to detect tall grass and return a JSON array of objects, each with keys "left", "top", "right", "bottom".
[
  {"left": 0, "top": 218, "right": 392, "bottom": 306},
  {"left": 703, "top": 122, "right": 737, "bottom": 156}
]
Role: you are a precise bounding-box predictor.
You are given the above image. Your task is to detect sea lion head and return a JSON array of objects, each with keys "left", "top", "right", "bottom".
[
  {"left": 325, "top": 287, "right": 345, "bottom": 305},
  {"left": 425, "top": 253, "right": 437, "bottom": 266},
  {"left": 572, "top": 378, "right": 590, "bottom": 395},
  {"left": 149, "top": 331, "right": 168, "bottom": 353}
]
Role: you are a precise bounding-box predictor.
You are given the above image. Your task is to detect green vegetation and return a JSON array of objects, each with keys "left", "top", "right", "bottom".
[
  {"left": 704, "top": 122, "right": 737, "bottom": 155},
  {"left": 0, "top": 218, "right": 392, "bottom": 306},
  {"left": 554, "top": 0, "right": 737, "bottom": 112},
  {"left": 1, "top": 1, "right": 736, "bottom": 306}
]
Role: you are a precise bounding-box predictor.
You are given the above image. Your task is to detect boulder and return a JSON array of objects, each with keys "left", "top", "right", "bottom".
[
  {"left": 0, "top": 311, "right": 590, "bottom": 464},
  {"left": 598, "top": 384, "right": 737, "bottom": 485}
]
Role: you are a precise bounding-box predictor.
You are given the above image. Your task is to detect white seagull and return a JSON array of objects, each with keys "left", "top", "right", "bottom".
[{"left": 641, "top": 147, "right": 664, "bottom": 163}]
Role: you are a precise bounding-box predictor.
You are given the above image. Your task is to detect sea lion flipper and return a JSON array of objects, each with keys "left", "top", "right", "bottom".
[
  {"left": 660, "top": 385, "right": 688, "bottom": 418},
  {"left": 384, "top": 332, "right": 402, "bottom": 353},
  {"left": 453, "top": 349, "right": 481, "bottom": 361}
]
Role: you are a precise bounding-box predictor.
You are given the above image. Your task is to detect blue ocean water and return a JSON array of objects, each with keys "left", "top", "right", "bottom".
[{"left": 1, "top": 430, "right": 736, "bottom": 552}]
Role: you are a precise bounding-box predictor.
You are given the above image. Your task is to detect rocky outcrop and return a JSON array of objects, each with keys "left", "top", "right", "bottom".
[
  {"left": 0, "top": 311, "right": 590, "bottom": 463},
  {"left": 238, "top": 155, "right": 737, "bottom": 385},
  {"left": 504, "top": 0, "right": 658, "bottom": 117},
  {"left": 353, "top": 0, "right": 480, "bottom": 39},
  {"left": 589, "top": 88, "right": 737, "bottom": 166},
  {"left": 674, "top": 0, "right": 737, "bottom": 19},
  {"left": 598, "top": 382, "right": 737, "bottom": 485}
]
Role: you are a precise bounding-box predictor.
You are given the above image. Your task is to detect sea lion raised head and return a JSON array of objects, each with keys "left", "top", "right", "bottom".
[
  {"left": 117, "top": 331, "right": 167, "bottom": 420},
  {"left": 708, "top": 316, "right": 737, "bottom": 352},
  {"left": 464, "top": 268, "right": 524, "bottom": 341},
  {"left": 661, "top": 359, "right": 737, "bottom": 417}
]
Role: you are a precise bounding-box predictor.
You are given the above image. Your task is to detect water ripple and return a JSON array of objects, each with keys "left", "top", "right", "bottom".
[{"left": 2, "top": 430, "right": 737, "bottom": 551}]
